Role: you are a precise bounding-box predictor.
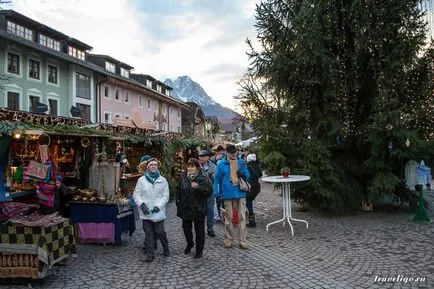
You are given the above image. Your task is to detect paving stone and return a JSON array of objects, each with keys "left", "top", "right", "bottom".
[{"left": 2, "top": 181, "right": 433, "bottom": 288}]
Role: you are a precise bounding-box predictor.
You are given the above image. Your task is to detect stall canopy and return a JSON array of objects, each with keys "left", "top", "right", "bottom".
[{"left": 235, "top": 136, "right": 259, "bottom": 149}]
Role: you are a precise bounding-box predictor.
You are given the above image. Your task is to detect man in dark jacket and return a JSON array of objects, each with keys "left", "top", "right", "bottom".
[
  {"left": 246, "top": 154, "right": 263, "bottom": 227},
  {"left": 199, "top": 150, "right": 217, "bottom": 237}
]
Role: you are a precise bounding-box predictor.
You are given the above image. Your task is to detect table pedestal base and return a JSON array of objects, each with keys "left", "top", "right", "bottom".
[{"left": 266, "top": 182, "right": 308, "bottom": 235}]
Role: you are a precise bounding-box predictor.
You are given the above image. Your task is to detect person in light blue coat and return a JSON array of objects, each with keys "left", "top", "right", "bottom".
[{"left": 213, "top": 144, "right": 251, "bottom": 249}]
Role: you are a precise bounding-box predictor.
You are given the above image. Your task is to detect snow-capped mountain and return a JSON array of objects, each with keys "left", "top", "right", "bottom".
[{"left": 164, "top": 76, "right": 239, "bottom": 119}]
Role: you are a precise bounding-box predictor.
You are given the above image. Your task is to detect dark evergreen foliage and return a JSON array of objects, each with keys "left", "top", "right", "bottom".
[{"left": 238, "top": 0, "right": 434, "bottom": 212}]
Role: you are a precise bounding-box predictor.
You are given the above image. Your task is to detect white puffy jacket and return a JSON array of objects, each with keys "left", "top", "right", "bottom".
[{"left": 133, "top": 175, "right": 170, "bottom": 222}]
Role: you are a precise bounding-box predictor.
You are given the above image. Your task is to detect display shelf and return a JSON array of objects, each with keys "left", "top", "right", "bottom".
[{"left": 8, "top": 189, "right": 36, "bottom": 200}]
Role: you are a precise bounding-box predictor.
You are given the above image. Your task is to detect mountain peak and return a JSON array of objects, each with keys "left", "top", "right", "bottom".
[
  {"left": 164, "top": 76, "right": 240, "bottom": 119},
  {"left": 164, "top": 76, "right": 215, "bottom": 106}
]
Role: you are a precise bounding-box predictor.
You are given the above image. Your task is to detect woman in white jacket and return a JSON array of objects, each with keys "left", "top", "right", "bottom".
[{"left": 133, "top": 158, "right": 170, "bottom": 262}]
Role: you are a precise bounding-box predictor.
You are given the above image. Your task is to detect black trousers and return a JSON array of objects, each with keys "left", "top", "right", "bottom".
[
  {"left": 182, "top": 216, "right": 205, "bottom": 252},
  {"left": 142, "top": 220, "right": 169, "bottom": 257}
]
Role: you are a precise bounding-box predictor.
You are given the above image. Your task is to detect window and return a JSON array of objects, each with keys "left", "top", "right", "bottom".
[
  {"left": 104, "top": 112, "right": 111, "bottom": 123},
  {"left": 178, "top": 126, "right": 181, "bottom": 133},
  {"left": 125, "top": 115, "right": 130, "bottom": 120},
  {"left": 115, "top": 89, "right": 119, "bottom": 100},
  {"left": 48, "top": 99, "right": 58, "bottom": 116},
  {"left": 7, "top": 53, "right": 20, "bottom": 74},
  {"left": 39, "top": 34, "right": 60, "bottom": 51},
  {"left": 146, "top": 80, "right": 152, "bottom": 87},
  {"left": 29, "top": 95, "right": 40, "bottom": 112},
  {"left": 7, "top": 21, "right": 32, "bottom": 41},
  {"left": 177, "top": 108, "right": 180, "bottom": 117},
  {"left": 105, "top": 61, "right": 115, "bottom": 73},
  {"left": 120, "top": 68, "right": 129, "bottom": 78},
  {"left": 115, "top": 113, "right": 121, "bottom": 118},
  {"left": 157, "top": 85, "right": 162, "bottom": 93},
  {"left": 28, "top": 59, "right": 40, "bottom": 80},
  {"left": 76, "top": 103, "right": 91, "bottom": 121},
  {"left": 76, "top": 73, "right": 91, "bottom": 99},
  {"left": 7, "top": 92, "right": 20, "bottom": 110},
  {"left": 170, "top": 125, "right": 173, "bottom": 131},
  {"left": 165, "top": 89, "right": 170, "bottom": 96},
  {"left": 139, "top": 96, "right": 143, "bottom": 107},
  {"left": 104, "top": 86, "right": 109, "bottom": 98},
  {"left": 48, "top": 65, "right": 58, "bottom": 84},
  {"left": 125, "top": 92, "right": 129, "bottom": 103},
  {"left": 147, "top": 99, "right": 151, "bottom": 109},
  {"left": 68, "top": 46, "right": 85, "bottom": 60}
]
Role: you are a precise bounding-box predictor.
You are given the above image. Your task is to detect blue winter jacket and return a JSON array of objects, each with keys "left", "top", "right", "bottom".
[{"left": 213, "top": 155, "right": 251, "bottom": 200}]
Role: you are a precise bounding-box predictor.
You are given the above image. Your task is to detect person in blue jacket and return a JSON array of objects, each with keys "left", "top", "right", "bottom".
[{"left": 213, "top": 144, "right": 251, "bottom": 249}]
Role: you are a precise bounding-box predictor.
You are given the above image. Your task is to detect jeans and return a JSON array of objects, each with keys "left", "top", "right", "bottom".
[
  {"left": 206, "top": 195, "right": 215, "bottom": 232},
  {"left": 216, "top": 196, "right": 224, "bottom": 218},
  {"left": 246, "top": 199, "right": 254, "bottom": 215}
]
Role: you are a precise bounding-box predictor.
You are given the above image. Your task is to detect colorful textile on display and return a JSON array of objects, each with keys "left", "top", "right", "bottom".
[
  {"left": 0, "top": 219, "right": 76, "bottom": 278},
  {"left": 0, "top": 202, "right": 65, "bottom": 227},
  {"left": 78, "top": 223, "right": 115, "bottom": 244}
]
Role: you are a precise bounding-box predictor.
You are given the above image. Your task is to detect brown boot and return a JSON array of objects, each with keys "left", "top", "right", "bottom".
[{"left": 246, "top": 214, "right": 256, "bottom": 228}]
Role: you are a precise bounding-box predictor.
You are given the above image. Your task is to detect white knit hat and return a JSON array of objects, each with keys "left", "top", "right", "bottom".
[
  {"left": 146, "top": 158, "right": 159, "bottom": 168},
  {"left": 246, "top": 154, "right": 256, "bottom": 163}
]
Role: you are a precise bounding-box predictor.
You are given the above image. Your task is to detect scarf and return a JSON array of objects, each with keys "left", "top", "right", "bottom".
[
  {"left": 145, "top": 170, "right": 160, "bottom": 184},
  {"left": 229, "top": 158, "right": 239, "bottom": 185}
]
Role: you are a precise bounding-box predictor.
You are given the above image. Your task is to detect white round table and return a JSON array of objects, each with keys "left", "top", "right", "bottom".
[{"left": 261, "top": 175, "right": 311, "bottom": 235}]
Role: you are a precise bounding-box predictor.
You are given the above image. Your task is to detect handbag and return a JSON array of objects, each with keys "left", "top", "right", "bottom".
[
  {"left": 239, "top": 177, "right": 251, "bottom": 192},
  {"left": 24, "top": 160, "right": 51, "bottom": 181}
]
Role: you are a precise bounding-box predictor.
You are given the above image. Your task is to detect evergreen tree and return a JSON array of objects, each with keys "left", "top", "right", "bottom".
[{"left": 238, "top": 0, "right": 434, "bottom": 212}]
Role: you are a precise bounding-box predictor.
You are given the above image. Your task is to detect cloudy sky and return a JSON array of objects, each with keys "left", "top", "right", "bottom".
[{"left": 6, "top": 0, "right": 260, "bottom": 110}]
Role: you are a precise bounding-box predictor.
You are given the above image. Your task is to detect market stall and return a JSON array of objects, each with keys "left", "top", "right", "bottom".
[
  {"left": 69, "top": 202, "right": 135, "bottom": 245},
  {"left": 0, "top": 202, "right": 75, "bottom": 279}
]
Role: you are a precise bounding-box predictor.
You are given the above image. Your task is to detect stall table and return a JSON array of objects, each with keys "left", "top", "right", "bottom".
[
  {"left": 261, "top": 175, "right": 311, "bottom": 235},
  {"left": 70, "top": 202, "right": 135, "bottom": 245},
  {"left": 0, "top": 219, "right": 75, "bottom": 279}
]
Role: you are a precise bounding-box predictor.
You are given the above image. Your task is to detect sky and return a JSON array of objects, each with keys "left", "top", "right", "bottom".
[{"left": 5, "top": 0, "right": 261, "bottom": 110}]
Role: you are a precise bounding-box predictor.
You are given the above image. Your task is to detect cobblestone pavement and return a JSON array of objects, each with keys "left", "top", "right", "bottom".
[{"left": 3, "top": 181, "right": 433, "bottom": 289}]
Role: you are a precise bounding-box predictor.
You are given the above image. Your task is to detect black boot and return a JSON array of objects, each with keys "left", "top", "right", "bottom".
[
  {"left": 184, "top": 243, "right": 194, "bottom": 255},
  {"left": 145, "top": 254, "right": 154, "bottom": 262},
  {"left": 194, "top": 251, "right": 203, "bottom": 258},
  {"left": 246, "top": 214, "right": 256, "bottom": 228}
]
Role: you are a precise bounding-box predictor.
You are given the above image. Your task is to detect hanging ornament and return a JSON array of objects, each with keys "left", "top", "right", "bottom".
[
  {"left": 405, "top": 139, "right": 410, "bottom": 147},
  {"left": 388, "top": 142, "right": 393, "bottom": 151},
  {"left": 336, "top": 135, "right": 341, "bottom": 144},
  {"left": 386, "top": 123, "right": 393, "bottom": 131}
]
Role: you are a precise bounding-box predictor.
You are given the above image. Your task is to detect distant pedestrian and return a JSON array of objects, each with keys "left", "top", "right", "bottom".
[
  {"left": 176, "top": 158, "right": 213, "bottom": 258},
  {"left": 213, "top": 145, "right": 226, "bottom": 218},
  {"left": 213, "top": 145, "right": 225, "bottom": 164},
  {"left": 198, "top": 149, "right": 217, "bottom": 237},
  {"left": 214, "top": 144, "right": 251, "bottom": 249},
  {"left": 137, "top": 155, "right": 151, "bottom": 174},
  {"left": 245, "top": 154, "right": 263, "bottom": 228},
  {"left": 133, "top": 158, "right": 170, "bottom": 262}
]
